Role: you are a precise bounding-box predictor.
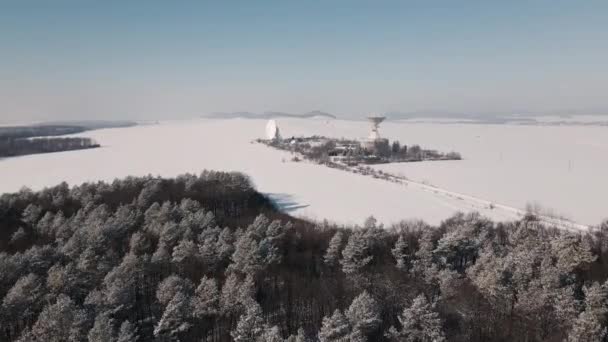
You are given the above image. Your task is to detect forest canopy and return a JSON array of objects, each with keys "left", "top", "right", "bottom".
[{"left": 0, "top": 172, "right": 607, "bottom": 341}]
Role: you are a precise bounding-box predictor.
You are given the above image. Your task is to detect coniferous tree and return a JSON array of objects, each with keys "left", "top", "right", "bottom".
[
  {"left": 230, "top": 233, "right": 262, "bottom": 275},
  {"left": 349, "top": 328, "right": 367, "bottom": 342},
  {"left": 567, "top": 310, "right": 607, "bottom": 342},
  {"left": 582, "top": 281, "right": 608, "bottom": 321},
  {"left": 192, "top": 276, "right": 220, "bottom": 318},
  {"left": 220, "top": 273, "right": 243, "bottom": 316},
  {"left": 9, "top": 227, "right": 27, "bottom": 245},
  {"left": 392, "top": 235, "right": 409, "bottom": 271},
  {"left": 29, "top": 295, "right": 89, "bottom": 342},
  {"left": 346, "top": 290, "right": 381, "bottom": 336},
  {"left": 116, "top": 320, "right": 138, "bottom": 342},
  {"left": 318, "top": 309, "right": 351, "bottom": 342},
  {"left": 156, "top": 275, "right": 194, "bottom": 306},
  {"left": 2, "top": 273, "right": 44, "bottom": 328},
  {"left": 231, "top": 300, "right": 265, "bottom": 342},
  {"left": 88, "top": 312, "right": 114, "bottom": 342},
  {"left": 341, "top": 231, "right": 373, "bottom": 275},
  {"left": 550, "top": 233, "right": 596, "bottom": 273},
  {"left": 217, "top": 227, "right": 236, "bottom": 262},
  {"left": 324, "top": 231, "right": 344, "bottom": 267},
  {"left": 260, "top": 325, "right": 284, "bottom": 342},
  {"left": 154, "top": 292, "right": 192, "bottom": 340},
  {"left": 128, "top": 232, "right": 150, "bottom": 255},
  {"left": 387, "top": 294, "right": 445, "bottom": 342}
]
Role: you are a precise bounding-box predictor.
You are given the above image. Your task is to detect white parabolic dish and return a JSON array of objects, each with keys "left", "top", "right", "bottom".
[{"left": 265, "top": 120, "right": 279, "bottom": 140}]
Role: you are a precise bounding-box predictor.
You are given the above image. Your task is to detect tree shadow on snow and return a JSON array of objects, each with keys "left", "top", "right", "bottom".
[{"left": 264, "top": 193, "right": 310, "bottom": 213}]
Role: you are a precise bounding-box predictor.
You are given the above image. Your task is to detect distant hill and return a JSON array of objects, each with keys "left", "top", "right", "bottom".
[{"left": 204, "top": 110, "right": 337, "bottom": 120}]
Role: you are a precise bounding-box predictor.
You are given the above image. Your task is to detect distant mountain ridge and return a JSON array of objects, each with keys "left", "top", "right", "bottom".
[{"left": 204, "top": 110, "right": 337, "bottom": 120}]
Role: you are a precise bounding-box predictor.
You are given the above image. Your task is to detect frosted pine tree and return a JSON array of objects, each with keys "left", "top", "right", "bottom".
[
  {"left": 363, "top": 216, "right": 378, "bottom": 229},
  {"left": 22, "top": 203, "right": 42, "bottom": 226},
  {"left": 260, "top": 220, "right": 286, "bottom": 267},
  {"left": 217, "top": 227, "right": 236, "bottom": 261},
  {"left": 2, "top": 273, "right": 44, "bottom": 328},
  {"left": 199, "top": 230, "right": 220, "bottom": 271},
  {"left": 260, "top": 326, "right": 283, "bottom": 342},
  {"left": 324, "top": 231, "right": 344, "bottom": 267},
  {"left": 565, "top": 281, "right": 608, "bottom": 341},
  {"left": 116, "top": 320, "right": 138, "bottom": 342},
  {"left": 88, "top": 312, "right": 114, "bottom": 342},
  {"left": 552, "top": 285, "right": 580, "bottom": 328},
  {"left": 156, "top": 275, "right": 194, "bottom": 306},
  {"left": 231, "top": 300, "right": 265, "bottom": 342},
  {"left": 567, "top": 310, "right": 607, "bottom": 342},
  {"left": 239, "top": 274, "right": 256, "bottom": 303},
  {"left": 340, "top": 231, "right": 373, "bottom": 275},
  {"left": 249, "top": 214, "right": 270, "bottom": 238},
  {"left": 582, "top": 281, "right": 608, "bottom": 320},
  {"left": 101, "top": 253, "right": 145, "bottom": 313},
  {"left": 259, "top": 235, "right": 282, "bottom": 266},
  {"left": 29, "top": 295, "right": 89, "bottom": 341},
  {"left": 318, "top": 309, "right": 351, "bottom": 342},
  {"left": 346, "top": 290, "right": 381, "bottom": 336},
  {"left": 387, "top": 294, "right": 445, "bottom": 342},
  {"left": 171, "top": 239, "right": 198, "bottom": 265},
  {"left": 159, "top": 222, "right": 182, "bottom": 249},
  {"left": 192, "top": 275, "right": 220, "bottom": 318},
  {"left": 550, "top": 233, "right": 596, "bottom": 274},
  {"left": 349, "top": 328, "right": 367, "bottom": 342},
  {"left": 151, "top": 242, "right": 171, "bottom": 265},
  {"left": 392, "top": 235, "right": 409, "bottom": 271},
  {"left": 229, "top": 233, "right": 262, "bottom": 275},
  {"left": 128, "top": 231, "right": 150, "bottom": 255},
  {"left": 153, "top": 292, "right": 192, "bottom": 339},
  {"left": 220, "top": 273, "right": 242, "bottom": 315},
  {"left": 412, "top": 230, "right": 434, "bottom": 272},
  {"left": 9, "top": 227, "right": 27, "bottom": 245}
]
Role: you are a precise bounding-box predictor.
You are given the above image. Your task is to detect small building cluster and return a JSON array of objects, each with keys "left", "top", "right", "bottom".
[{"left": 260, "top": 115, "right": 461, "bottom": 166}]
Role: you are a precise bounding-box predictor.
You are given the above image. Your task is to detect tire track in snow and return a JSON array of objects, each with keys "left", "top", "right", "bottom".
[{"left": 349, "top": 167, "right": 589, "bottom": 231}]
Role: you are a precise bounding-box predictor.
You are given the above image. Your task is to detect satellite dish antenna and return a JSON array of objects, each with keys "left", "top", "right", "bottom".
[
  {"left": 265, "top": 119, "right": 280, "bottom": 140},
  {"left": 367, "top": 115, "right": 386, "bottom": 141}
]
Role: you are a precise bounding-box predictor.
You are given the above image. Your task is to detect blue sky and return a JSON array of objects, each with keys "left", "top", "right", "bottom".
[{"left": 0, "top": 0, "right": 607, "bottom": 122}]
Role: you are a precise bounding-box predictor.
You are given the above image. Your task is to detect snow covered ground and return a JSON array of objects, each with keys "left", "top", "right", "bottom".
[{"left": 0, "top": 118, "right": 606, "bottom": 227}]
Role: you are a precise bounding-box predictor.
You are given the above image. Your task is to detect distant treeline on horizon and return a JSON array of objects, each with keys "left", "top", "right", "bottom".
[{"left": 0, "top": 121, "right": 135, "bottom": 158}]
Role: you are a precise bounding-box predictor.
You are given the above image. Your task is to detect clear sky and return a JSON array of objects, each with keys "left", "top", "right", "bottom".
[{"left": 1, "top": 0, "right": 607, "bottom": 122}]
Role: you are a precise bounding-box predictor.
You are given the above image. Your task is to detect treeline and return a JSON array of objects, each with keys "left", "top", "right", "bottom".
[
  {"left": 0, "top": 172, "right": 607, "bottom": 341},
  {"left": 384, "top": 140, "right": 462, "bottom": 162},
  {"left": 0, "top": 125, "right": 100, "bottom": 158},
  {"left": 0, "top": 137, "right": 100, "bottom": 157}
]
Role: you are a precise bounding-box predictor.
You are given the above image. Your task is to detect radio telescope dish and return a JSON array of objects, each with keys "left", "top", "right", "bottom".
[
  {"left": 265, "top": 119, "right": 280, "bottom": 140},
  {"left": 367, "top": 115, "right": 386, "bottom": 141}
]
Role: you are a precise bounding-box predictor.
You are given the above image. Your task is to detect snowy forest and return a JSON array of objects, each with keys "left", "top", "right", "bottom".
[
  {"left": 0, "top": 125, "right": 99, "bottom": 158},
  {"left": 0, "top": 172, "right": 607, "bottom": 342}
]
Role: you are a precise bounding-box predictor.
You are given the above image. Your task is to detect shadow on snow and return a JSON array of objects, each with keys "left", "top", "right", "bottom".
[{"left": 264, "top": 192, "right": 310, "bottom": 213}]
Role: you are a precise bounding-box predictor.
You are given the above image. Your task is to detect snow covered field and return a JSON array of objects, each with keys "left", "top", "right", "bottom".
[{"left": 0, "top": 118, "right": 606, "bottom": 227}]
